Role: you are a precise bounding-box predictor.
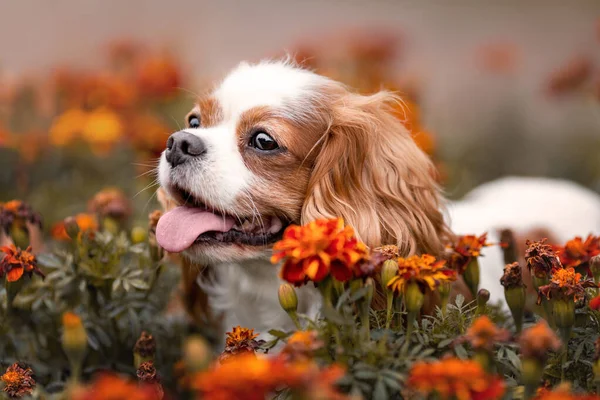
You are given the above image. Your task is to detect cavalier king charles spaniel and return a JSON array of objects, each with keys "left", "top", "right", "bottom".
[{"left": 155, "top": 60, "right": 600, "bottom": 343}]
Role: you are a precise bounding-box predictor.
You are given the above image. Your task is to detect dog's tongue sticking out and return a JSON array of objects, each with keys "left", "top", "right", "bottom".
[{"left": 155, "top": 206, "right": 235, "bottom": 253}]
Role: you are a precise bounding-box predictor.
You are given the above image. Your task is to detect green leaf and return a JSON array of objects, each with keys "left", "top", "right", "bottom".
[
  {"left": 267, "top": 329, "right": 289, "bottom": 339},
  {"left": 373, "top": 378, "right": 388, "bottom": 400},
  {"left": 129, "top": 279, "right": 150, "bottom": 290},
  {"left": 438, "top": 338, "right": 454, "bottom": 348},
  {"left": 454, "top": 344, "right": 468, "bottom": 359},
  {"left": 574, "top": 341, "right": 586, "bottom": 361},
  {"left": 353, "top": 370, "right": 378, "bottom": 380}
]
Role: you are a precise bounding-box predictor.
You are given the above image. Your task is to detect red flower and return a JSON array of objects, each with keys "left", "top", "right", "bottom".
[
  {"left": 590, "top": 295, "right": 600, "bottom": 311},
  {"left": 555, "top": 235, "right": 600, "bottom": 271}
]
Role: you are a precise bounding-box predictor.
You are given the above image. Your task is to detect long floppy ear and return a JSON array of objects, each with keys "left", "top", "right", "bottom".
[{"left": 302, "top": 88, "right": 452, "bottom": 257}]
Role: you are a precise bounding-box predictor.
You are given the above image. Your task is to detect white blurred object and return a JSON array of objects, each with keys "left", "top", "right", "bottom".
[{"left": 448, "top": 176, "right": 600, "bottom": 308}]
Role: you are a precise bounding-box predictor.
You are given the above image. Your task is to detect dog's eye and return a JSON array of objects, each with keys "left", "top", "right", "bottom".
[
  {"left": 250, "top": 132, "right": 279, "bottom": 151},
  {"left": 188, "top": 115, "right": 200, "bottom": 129}
]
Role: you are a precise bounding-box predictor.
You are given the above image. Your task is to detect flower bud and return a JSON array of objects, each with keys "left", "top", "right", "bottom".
[
  {"left": 183, "top": 335, "right": 212, "bottom": 372},
  {"left": 505, "top": 286, "right": 526, "bottom": 333},
  {"left": 476, "top": 288, "right": 489, "bottom": 314},
  {"left": 61, "top": 312, "right": 88, "bottom": 382},
  {"left": 131, "top": 226, "right": 147, "bottom": 244},
  {"left": 404, "top": 281, "right": 425, "bottom": 313},
  {"left": 364, "top": 277, "right": 374, "bottom": 305},
  {"left": 381, "top": 259, "right": 398, "bottom": 289},
  {"left": 521, "top": 358, "right": 543, "bottom": 387},
  {"left": 102, "top": 217, "right": 120, "bottom": 235},
  {"left": 463, "top": 258, "right": 480, "bottom": 298},
  {"left": 553, "top": 299, "right": 575, "bottom": 330},
  {"left": 64, "top": 217, "right": 80, "bottom": 240},
  {"left": 591, "top": 255, "right": 600, "bottom": 285},
  {"left": 278, "top": 283, "right": 298, "bottom": 313}
]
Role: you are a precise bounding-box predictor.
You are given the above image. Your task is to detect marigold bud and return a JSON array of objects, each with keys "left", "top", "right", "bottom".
[
  {"left": 131, "top": 226, "right": 147, "bottom": 244},
  {"left": 134, "top": 331, "right": 156, "bottom": 368},
  {"left": 463, "top": 258, "right": 480, "bottom": 298},
  {"left": 404, "top": 281, "right": 425, "bottom": 313},
  {"left": 591, "top": 255, "right": 600, "bottom": 285},
  {"left": 278, "top": 283, "right": 298, "bottom": 313},
  {"left": 381, "top": 259, "right": 398, "bottom": 289},
  {"left": 505, "top": 286, "right": 526, "bottom": 333},
  {"left": 365, "top": 277, "right": 374, "bottom": 305},
  {"left": 553, "top": 298, "right": 575, "bottom": 331},
  {"left": 64, "top": 217, "right": 80, "bottom": 240},
  {"left": 521, "top": 358, "right": 543, "bottom": 387},
  {"left": 61, "top": 312, "right": 87, "bottom": 382}
]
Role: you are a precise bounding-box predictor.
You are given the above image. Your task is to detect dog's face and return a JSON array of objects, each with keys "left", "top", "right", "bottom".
[{"left": 157, "top": 61, "right": 450, "bottom": 264}]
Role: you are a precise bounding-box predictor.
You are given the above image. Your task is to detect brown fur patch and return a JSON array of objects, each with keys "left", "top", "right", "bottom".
[{"left": 190, "top": 96, "right": 223, "bottom": 128}]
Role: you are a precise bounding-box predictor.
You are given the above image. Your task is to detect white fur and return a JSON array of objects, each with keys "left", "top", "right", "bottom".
[{"left": 448, "top": 176, "right": 600, "bottom": 308}]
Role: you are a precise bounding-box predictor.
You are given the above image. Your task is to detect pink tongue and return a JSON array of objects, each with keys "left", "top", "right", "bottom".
[{"left": 156, "top": 206, "right": 235, "bottom": 253}]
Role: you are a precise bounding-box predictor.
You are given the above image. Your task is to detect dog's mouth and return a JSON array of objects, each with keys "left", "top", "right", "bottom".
[{"left": 155, "top": 186, "right": 289, "bottom": 253}]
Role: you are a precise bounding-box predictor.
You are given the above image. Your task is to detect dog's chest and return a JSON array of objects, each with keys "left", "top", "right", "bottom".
[{"left": 201, "top": 260, "right": 321, "bottom": 344}]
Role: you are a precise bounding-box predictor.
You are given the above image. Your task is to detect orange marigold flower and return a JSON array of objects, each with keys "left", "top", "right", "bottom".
[
  {"left": 281, "top": 330, "right": 324, "bottom": 361},
  {"left": 460, "top": 316, "right": 510, "bottom": 352},
  {"left": 590, "top": 295, "right": 600, "bottom": 311},
  {"left": 447, "top": 234, "right": 491, "bottom": 273},
  {"left": 48, "top": 108, "right": 87, "bottom": 147},
  {"left": 1, "top": 363, "right": 35, "bottom": 398},
  {"left": 525, "top": 239, "right": 562, "bottom": 279},
  {"left": 408, "top": 357, "right": 505, "bottom": 400},
  {"left": 537, "top": 267, "right": 596, "bottom": 304},
  {"left": 51, "top": 213, "right": 98, "bottom": 241},
  {"left": 88, "top": 187, "right": 131, "bottom": 221},
  {"left": 272, "top": 218, "right": 370, "bottom": 285},
  {"left": 534, "top": 383, "right": 600, "bottom": 400},
  {"left": 555, "top": 235, "right": 600, "bottom": 271},
  {"left": 81, "top": 108, "right": 124, "bottom": 155},
  {"left": 193, "top": 353, "right": 347, "bottom": 400},
  {"left": 71, "top": 374, "right": 162, "bottom": 400},
  {"left": 0, "top": 245, "right": 44, "bottom": 282},
  {"left": 219, "top": 326, "right": 265, "bottom": 364},
  {"left": 387, "top": 254, "right": 456, "bottom": 294},
  {"left": 519, "top": 321, "right": 561, "bottom": 361}
]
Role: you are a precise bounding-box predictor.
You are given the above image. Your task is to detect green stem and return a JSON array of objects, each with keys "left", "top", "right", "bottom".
[
  {"left": 385, "top": 291, "right": 393, "bottom": 329},
  {"left": 559, "top": 326, "right": 572, "bottom": 382},
  {"left": 361, "top": 298, "right": 370, "bottom": 342},
  {"left": 289, "top": 311, "right": 302, "bottom": 330},
  {"left": 403, "top": 310, "right": 417, "bottom": 355}
]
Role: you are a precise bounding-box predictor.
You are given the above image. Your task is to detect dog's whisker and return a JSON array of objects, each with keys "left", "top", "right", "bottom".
[{"left": 133, "top": 180, "right": 159, "bottom": 199}]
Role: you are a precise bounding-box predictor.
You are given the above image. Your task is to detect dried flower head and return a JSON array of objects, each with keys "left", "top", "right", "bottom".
[
  {"left": 0, "top": 245, "right": 44, "bottom": 282},
  {"left": 88, "top": 187, "right": 131, "bottom": 221},
  {"left": 134, "top": 331, "right": 156, "bottom": 358},
  {"left": 460, "top": 316, "right": 511, "bottom": 352},
  {"left": 525, "top": 239, "right": 562, "bottom": 279},
  {"left": 148, "top": 210, "right": 163, "bottom": 233},
  {"left": 374, "top": 244, "right": 400, "bottom": 260},
  {"left": 136, "top": 361, "right": 159, "bottom": 384},
  {"left": 408, "top": 357, "right": 505, "bottom": 400},
  {"left": 219, "top": 326, "right": 265, "bottom": 364},
  {"left": 71, "top": 374, "right": 162, "bottom": 400},
  {"left": 281, "top": 330, "right": 324, "bottom": 361},
  {"left": 193, "top": 353, "right": 347, "bottom": 400},
  {"left": 271, "top": 218, "right": 369, "bottom": 285},
  {"left": 0, "top": 200, "right": 42, "bottom": 233},
  {"left": 519, "top": 321, "right": 561, "bottom": 361},
  {"left": 51, "top": 213, "right": 98, "bottom": 241},
  {"left": 447, "top": 234, "right": 491, "bottom": 273},
  {"left": 1, "top": 363, "right": 35, "bottom": 398},
  {"left": 555, "top": 235, "right": 600, "bottom": 270},
  {"left": 500, "top": 262, "right": 525, "bottom": 289},
  {"left": 387, "top": 254, "right": 456, "bottom": 295},
  {"left": 537, "top": 267, "right": 596, "bottom": 304}
]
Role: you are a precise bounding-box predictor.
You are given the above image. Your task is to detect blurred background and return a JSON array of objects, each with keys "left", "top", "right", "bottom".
[{"left": 1, "top": 0, "right": 599, "bottom": 229}]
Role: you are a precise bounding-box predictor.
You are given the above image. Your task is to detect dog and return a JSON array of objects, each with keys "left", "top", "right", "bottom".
[
  {"left": 155, "top": 59, "right": 452, "bottom": 342},
  {"left": 155, "top": 60, "right": 600, "bottom": 342}
]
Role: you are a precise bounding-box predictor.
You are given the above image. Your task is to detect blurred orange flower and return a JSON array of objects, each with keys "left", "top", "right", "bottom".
[
  {"left": 0, "top": 245, "right": 44, "bottom": 282},
  {"left": 193, "top": 353, "right": 347, "bottom": 400},
  {"left": 555, "top": 235, "right": 600, "bottom": 270},
  {"left": 48, "top": 108, "right": 87, "bottom": 146},
  {"left": 589, "top": 295, "right": 600, "bottom": 310},
  {"left": 51, "top": 213, "right": 98, "bottom": 241},
  {"left": 475, "top": 42, "right": 519, "bottom": 75},
  {"left": 408, "top": 357, "right": 505, "bottom": 400},
  {"left": 136, "top": 55, "right": 182, "bottom": 99},
  {"left": 281, "top": 330, "right": 324, "bottom": 361},
  {"left": 462, "top": 316, "right": 510, "bottom": 352},
  {"left": 72, "top": 374, "right": 162, "bottom": 400},
  {"left": 519, "top": 321, "right": 561, "bottom": 360},
  {"left": 534, "top": 383, "right": 600, "bottom": 399},
  {"left": 126, "top": 112, "right": 171, "bottom": 157},
  {"left": 387, "top": 254, "right": 456, "bottom": 294},
  {"left": 88, "top": 187, "right": 131, "bottom": 221},
  {"left": 272, "top": 218, "right": 369, "bottom": 285},
  {"left": 1, "top": 363, "right": 36, "bottom": 398},
  {"left": 82, "top": 108, "right": 124, "bottom": 154}
]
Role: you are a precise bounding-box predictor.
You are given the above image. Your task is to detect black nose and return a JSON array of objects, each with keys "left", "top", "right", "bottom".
[{"left": 165, "top": 131, "right": 206, "bottom": 167}]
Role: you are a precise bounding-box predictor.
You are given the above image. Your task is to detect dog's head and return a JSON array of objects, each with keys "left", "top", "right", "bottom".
[{"left": 156, "top": 60, "right": 451, "bottom": 264}]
